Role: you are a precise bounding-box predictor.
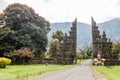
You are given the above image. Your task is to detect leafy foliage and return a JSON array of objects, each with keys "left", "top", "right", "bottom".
[
  {"left": 112, "top": 42, "right": 120, "bottom": 59},
  {"left": 78, "top": 49, "right": 86, "bottom": 59},
  {"left": 0, "top": 3, "right": 50, "bottom": 56},
  {"left": 48, "top": 30, "right": 64, "bottom": 57},
  {"left": 13, "top": 47, "right": 34, "bottom": 64},
  {"left": 49, "top": 39, "right": 60, "bottom": 57},
  {"left": 52, "top": 30, "right": 64, "bottom": 42},
  {"left": 84, "top": 45, "right": 92, "bottom": 58},
  {"left": 77, "top": 45, "right": 92, "bottom": 59},
  {"left": 76, "top": 51, "right": 85, "bottom": 59},
  {"left": 4, "top": 3, "right": 50, "bottom": 33},
  {"left": 0, "top": 27, "right": 17, "bottom": 56},
  {"left": 112, "top": 42, "right": 120, "bottom": 53}
]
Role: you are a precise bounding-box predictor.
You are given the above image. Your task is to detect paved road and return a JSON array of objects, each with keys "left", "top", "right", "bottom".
[{"left": 36, "top": 59, "right": 95, "bottom": 80}]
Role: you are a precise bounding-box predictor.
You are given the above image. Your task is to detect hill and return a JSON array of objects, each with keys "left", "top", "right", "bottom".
[
  {"left": 98, "top": 18, "right": 120, "bottom": 41},
  {"left": 47, "top": 18, "right": 120, "bottom": 50}
]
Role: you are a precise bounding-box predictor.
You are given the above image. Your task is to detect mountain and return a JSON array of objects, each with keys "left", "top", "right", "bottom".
[
  {"left": 98, "top": 18, "right": 120, "bottom": 42},
  {"left": 47, "top": 18, "right": 120, "bottom": 50}
]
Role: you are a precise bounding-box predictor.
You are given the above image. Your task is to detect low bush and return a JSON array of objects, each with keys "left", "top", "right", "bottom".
[
  {"left": 13, "top": 47, "right": 34, "bottom": 64},
  {"left": 0, "top": 57, "right": 11, "bottom": 68}
]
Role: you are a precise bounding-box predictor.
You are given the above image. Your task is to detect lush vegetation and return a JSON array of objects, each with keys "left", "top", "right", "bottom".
[
  {"left": 94, "top": 66, "right": 120, "bottom": 80},
  {"left": 52, "top": 30, "right": 64, "bottom": 42},
  {"left": 0, "top": 3, "right": 50, "bottom": 57},
  {"left": 48, "top": 30, "right": 64, "bottom": 57},
  {"left": 48, "top": 38, "right": 60, "bottom": 57},
  {"left": 8, "top": 47, "right": 34, "bottom": 64},
  {"left": 112, "top": 42, "right": 120, "bottom": 59},
  {"left": 0, "top": 64, "right": 73, "bottom": 80},
  {"left": 77, "top": 45, "right": 92, "bottom": 59}
]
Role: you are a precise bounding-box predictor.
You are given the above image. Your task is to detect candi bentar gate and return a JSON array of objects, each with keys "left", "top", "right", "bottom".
[
  {"left": 91, "top": 17, "right": 120, "bottom": 66},
  {"left": 58, "top": 18, "right": 77, "bottom": 64},
  {"left": 45, "top": 17, "right": 120, "bottom": 65},
  {"left": 57, "top": 17, "right": 120, "bottom": 65}
]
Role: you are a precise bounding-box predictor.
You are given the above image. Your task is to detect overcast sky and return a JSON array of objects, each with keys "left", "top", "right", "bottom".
[{"left": 0, "top": 0, "right": 120, "bottom": 24}]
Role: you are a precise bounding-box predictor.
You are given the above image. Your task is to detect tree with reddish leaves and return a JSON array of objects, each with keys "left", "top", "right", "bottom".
[{"left": 13, "top": 47, "right": 34, "bottom": 64}]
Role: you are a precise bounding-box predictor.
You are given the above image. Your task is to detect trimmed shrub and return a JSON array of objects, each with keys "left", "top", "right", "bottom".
[{"left": 0, "top": 57, "right": 11, "bottom": 68}]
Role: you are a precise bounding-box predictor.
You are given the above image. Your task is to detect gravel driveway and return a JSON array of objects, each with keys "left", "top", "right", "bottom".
[{"left": 35, "top": 59, "right": 95, "bottom": 80}]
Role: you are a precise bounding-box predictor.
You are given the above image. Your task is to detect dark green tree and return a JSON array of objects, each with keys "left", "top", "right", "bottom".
[
  {"left": 0, "top": 27, "right": 17, "bottom": 57},
  {"left": 52, "top": 30, "right": 64, "bottom": 42},
  {"left": 0, "top": 3, "right": 50, "bottom": 57}
]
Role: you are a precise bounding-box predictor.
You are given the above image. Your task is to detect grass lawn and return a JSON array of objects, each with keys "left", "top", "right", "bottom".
[
  {"left": 0, "top": 64, "right": 73, "bottom": 80},
  {"left": 94, "top": 66, "right": 120, "bottom": 80}
]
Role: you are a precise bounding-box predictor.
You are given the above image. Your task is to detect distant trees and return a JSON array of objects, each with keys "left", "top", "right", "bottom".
[
  {"left": 85, "top": 45, "right": 92, "bottom": 57},
  {"left": 77, "top": 45, "right": 92, "bottom": 59},
  {"left": 112, "top": 42, "right": 120, "bottom": 59},
  {"left": 49, "top": 39, "right": 60, "bottom": 57},
  {"left": 77, "top": 50, "right": 85, "bottom": 59},
  {"left": 52, "top": 30, "right": 64, "bottom": 42},
  {"left": 112, "top": 42, "right": 120, "bottom": 53},
  {"left": 0, "top": 3, "right": 50, "bottom": 57},
  {"left": 48, "top": 30, "right": 64, "bottom": 57}
]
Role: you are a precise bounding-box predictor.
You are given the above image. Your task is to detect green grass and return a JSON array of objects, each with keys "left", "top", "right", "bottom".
[
  {"left": 94, "top": 66, "right": 120, "bottom": 80},
  {"left": 0, "top": 64, "right": 73, "bottom": 80}
]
